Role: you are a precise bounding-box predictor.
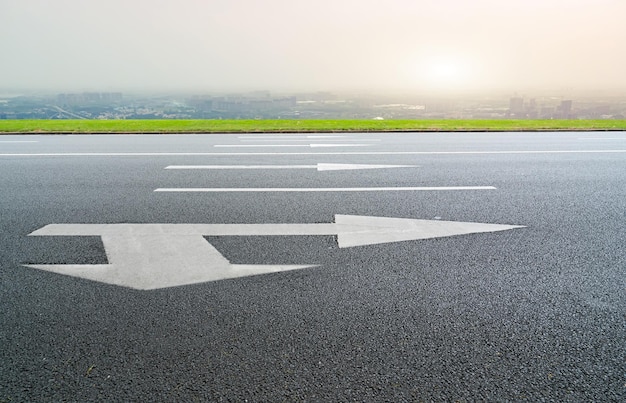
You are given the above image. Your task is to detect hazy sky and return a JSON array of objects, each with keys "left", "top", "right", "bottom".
[{"left": 1, "top": 0, "right": 625, "bottom": 93}]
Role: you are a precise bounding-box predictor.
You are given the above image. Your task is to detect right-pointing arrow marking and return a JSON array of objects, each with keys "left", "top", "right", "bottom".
[
  {"left": 333, "top": 214, "right": 524, "bottom": 247},
  {"left": 24, "top": 215, "right": 524, "bottom": 290}
]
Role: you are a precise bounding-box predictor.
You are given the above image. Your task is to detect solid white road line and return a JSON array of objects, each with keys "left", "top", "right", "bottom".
[
  {"left": 164, "top": 163, "right": 418, "bottom": 171},
  {"left": 2, "top": 150, "right": 626, "bottom": 157},
  {"left": 154, "top": 186, "right": 497, "bottom": 192},
  {"left": 238, "top": 135, "right": 351, "bottom": 139},
  {"left": 0, "top": 140, "right": 39, "bottom": 143},
  {"left": 214, "top": 144, "right": 373, "bottom": 148},
  {"left": 578, "top": 137, "right": 626, "bottom": 140},
  {"left": 237, "top": 139, "right": 381, "bottom": 142}
]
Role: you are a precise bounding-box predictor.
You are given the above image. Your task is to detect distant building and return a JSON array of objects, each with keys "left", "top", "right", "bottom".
[
  {"left": 57, "top": 92, "right": 122, "bottom": 106},
  {"left": 509, "top": 97, "right": 525, "bottom": 117},
  {"left": 557, "top": 100, "right": 573, "bottom": 118},
  {"left": 210, "top": 95, "right": 296, "bottom": 113},
  {"left": 527, "top": 98, "right": 537, "bottom": 118},
  {"left": 100, "top": 92, "right": 123, "bottom": 103}
]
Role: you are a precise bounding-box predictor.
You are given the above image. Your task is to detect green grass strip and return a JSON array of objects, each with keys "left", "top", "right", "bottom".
[{"left": 1, "top": 119, "right": 625, "bottom": 133}]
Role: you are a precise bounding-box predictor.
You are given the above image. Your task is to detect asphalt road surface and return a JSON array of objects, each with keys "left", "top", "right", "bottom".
[{"left": 1, "top": 132, "right": 625, "bottom": 401}]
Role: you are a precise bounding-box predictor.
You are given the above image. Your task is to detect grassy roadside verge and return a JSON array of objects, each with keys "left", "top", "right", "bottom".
[{"left": 1, "top": 119, "right": 626, "bottom": 133}]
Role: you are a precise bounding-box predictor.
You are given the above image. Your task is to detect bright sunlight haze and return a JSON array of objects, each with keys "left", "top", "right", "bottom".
[{"left": 1, "top": 0, "right": 624, "bottom": 94}]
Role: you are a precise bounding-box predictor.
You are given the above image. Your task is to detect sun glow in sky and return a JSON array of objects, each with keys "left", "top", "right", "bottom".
[
  {"left": 402, "top": 51, "right": 481, "bottom": 92},
  {"left": 1, "top": 0, "right": 625, "bottom": 93},
  {"left": 430, "top": 62, "right": 462, "bottom": 82},
  {"left": 423, "top": 57, "right": 475, "bottom": 91}
]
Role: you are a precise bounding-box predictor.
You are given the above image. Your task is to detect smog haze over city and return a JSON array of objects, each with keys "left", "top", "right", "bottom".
[
  {"left": 2, "top": 0, "right": 625, "bottom": 94},
  {"left": 1, "top": 0, "right": 625, "bottom": 120}
]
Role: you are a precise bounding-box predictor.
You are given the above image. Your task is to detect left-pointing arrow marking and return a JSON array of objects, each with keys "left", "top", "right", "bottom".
[
  {"left": 164, "top": 163, "right": 417, "bottom": 171},
  {"left": 24, "top": 215, "right": 524, "bottom": 290}
]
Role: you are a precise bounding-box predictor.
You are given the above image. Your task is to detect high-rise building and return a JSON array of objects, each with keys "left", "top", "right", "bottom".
[
  {"left": 557, "top": 100, "right": 573, "bottom": 118},
  {"left": 509, "top": 97, "right": 524, "bottom": 117}
]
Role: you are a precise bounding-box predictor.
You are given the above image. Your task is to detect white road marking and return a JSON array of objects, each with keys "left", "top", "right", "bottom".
[
  {"left": 25, "top": 215, "right": 524, "bottom": 289},
  {"left": 2, "top": 150, "right": 625, "bottom": 157},
  {"left": 0, "top": 140, "right": 39, "bottom": 143},
  {"left": 578, "top": 137, "right": 626, "bottom": 140},
  {"left": 164, "top": 163, "right": 418, "bottom": 171},
  {"left": 238, "top": 139, "right": 381, "bottom": 142},
  {"left": 238, "top": 135, "right": 351, "bottom": 139},
  {"left": 154, "top": 186, "right": 496, "bottom": 192},
  {"left": 214, "top": 144, "right": 372, "bottom": 148}
]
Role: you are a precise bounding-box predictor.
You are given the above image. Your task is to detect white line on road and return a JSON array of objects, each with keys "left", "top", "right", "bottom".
[
  {"left": 238, "top": 135, "right": 351, "bottom": 139},
  {"left": 214, "top": 144, "right": 373, "bottom": 148},
  {"left": 154, "top": 186, "right": 496, "bottom": 192},
  {"left": 238, "top": 139, "right": 381, "bottom": 142},
  {"left": 164, "top": 163, "right": 418, "bottom": 171},
  {"left": 578, "top": 137, "right": 626, "bottom": 140},
  {"left": 0, "top": 141, "right": 39, "bottom": 143},
  {"left": 2, "top": 150, "right": 626, "bottom": 157}
]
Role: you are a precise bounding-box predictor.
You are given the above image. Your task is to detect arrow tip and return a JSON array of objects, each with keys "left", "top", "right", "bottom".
[{"left": 335, "top": 214, "right": 524, "bottom": 248}]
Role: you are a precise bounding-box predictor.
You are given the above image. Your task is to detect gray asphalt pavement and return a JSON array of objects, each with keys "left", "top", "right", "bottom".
[{"left": 1, "top": 132, "right": 625, "bottom": 401}]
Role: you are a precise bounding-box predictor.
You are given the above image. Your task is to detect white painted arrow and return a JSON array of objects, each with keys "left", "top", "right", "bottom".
[
  {"left": 164, "top": 163, "right": 417, "bottom": 171},
  {"left": 25, "top": 215, "right": 524, "bottom": 290}
]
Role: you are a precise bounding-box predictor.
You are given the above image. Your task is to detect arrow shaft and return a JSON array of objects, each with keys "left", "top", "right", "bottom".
[
  {"left": 165, "top": 165, "right": 316, "bottom": 170},
  {"left": 180, "top": 223, "right": 343, "bottom": 236},
  {"left": 29, "top": 223, "right": 347, "bottom": 237}
]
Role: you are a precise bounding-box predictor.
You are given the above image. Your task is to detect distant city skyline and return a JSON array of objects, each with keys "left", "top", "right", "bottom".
[
  {"left": 2, "top": 0, "right": 625, "bottom": 94},
  {"left": 3, "top": 89, "right": 624, "bottom": 121}
]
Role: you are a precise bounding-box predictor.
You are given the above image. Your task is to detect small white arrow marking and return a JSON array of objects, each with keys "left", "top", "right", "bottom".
[
  {"left": 165, "top": 163, "right": 417, "bottom": 171},
  {"left": 25, "top": 215, "right": 524, "bottom": 290}
]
